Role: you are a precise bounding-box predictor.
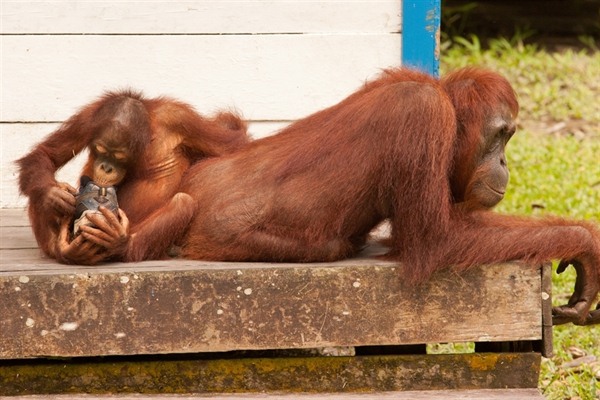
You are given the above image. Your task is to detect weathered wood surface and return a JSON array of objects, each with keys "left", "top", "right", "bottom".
[
  {"left": 0, "top": 388, "right": 546, "bottom": 400},
  {"left": 541, "top": 261, "right": 553, "bottom": 358},
  {"left": 1, "top": 209, "right": 549, "bottom": 360},
  {"left": 0, "top": 259, "right": 546, "bottom": 359},
  {"left": 0, "top": 353, "right": 541, "bottom": 396}
]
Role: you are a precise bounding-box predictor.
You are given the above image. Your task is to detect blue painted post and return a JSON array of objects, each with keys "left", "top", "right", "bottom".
[{"left": 401, "top": 0, "right": 441, "bottom": 77}]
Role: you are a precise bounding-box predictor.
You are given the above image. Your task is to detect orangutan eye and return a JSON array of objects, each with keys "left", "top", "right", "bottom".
[
  {"left": 114, "top": 152, "right": 128, "bottom": 161},
  {"left": 94, "top": 144, "right": 107, "bottom": 154}
]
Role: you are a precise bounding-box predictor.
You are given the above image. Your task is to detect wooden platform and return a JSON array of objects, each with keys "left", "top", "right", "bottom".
[{"left": 0, "top": 209, "right": 550, "bottom": 398}]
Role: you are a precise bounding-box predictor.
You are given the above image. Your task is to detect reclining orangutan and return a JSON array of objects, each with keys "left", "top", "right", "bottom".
[{"left": 76, "top": 67, "right": 600, "bottom": 326}]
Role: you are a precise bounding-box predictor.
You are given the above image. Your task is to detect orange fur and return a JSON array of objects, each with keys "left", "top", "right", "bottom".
[{"left": 17, "top": 90, "right": 249, "bottom": 262}]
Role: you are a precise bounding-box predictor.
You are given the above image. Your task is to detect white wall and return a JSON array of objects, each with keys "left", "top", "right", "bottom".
[{"left": 1, "top": 1, "right": 402, "bottom": 208}]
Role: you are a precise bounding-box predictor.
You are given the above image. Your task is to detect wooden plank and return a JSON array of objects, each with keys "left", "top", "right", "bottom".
[
  {"left": 0, "top": 226, "right": 38, "bottom": 250},
  {"left": 0, "top": 249, "right": 56, "bottom": 267},
  {"left": 1, "top": 34, "right": 401, "bottom": 123},
  {"left": 0, "top": 353, "right": 541, "bottom": 395},
  {"left": 0, "top": 389, "right": 546, "bottom": 399},
  {"left": 0, "top": 208, "right": 27, "bottom": 226},
  {"left": 2, "top": 1, "right": 401, "bottom": 34},
  {"left": 0, "top": 210, "right": 546, "bottom": 395},
  {"left": 0, "top": 256, "right": 543, "bottom": 359},
  {"left": 541, "top": 263, "right": 553, "bottom": 358},
  {"left": 1, "top": 122, "right": 289, "bottom": 208}
]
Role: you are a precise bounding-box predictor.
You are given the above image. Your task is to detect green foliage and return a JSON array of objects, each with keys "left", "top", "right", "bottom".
[
  {"left": 442, "top": 37, "right": 600, "bottom": 135},
  {"left": 579, "top": 35, "right": 599, "bottom": 52},
  {"left": 440, "top": 1, "right": 479, "bottom": 42},
  {"left": 497, "top": 133, "right": 600, "bottom": 220},
  {"left": 502, "top": 132, "right": 600, "bottom": 400},
  {"left": 441, "top": 37, "right": 600, "bottom": 399}
]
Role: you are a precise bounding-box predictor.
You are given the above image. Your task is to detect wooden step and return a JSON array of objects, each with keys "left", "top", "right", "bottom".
[
  {"left": 0, "top": 207, "right": 552, "bottom": 360},
  {"left": 0, "top": 352, "right": 542, "bottom": 395},
  {"left": 0, "top": 209, "right": 551, "bottom": 397}
]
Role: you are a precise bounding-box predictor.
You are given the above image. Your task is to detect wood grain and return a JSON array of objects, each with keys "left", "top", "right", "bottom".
[
  {"left": 1, "top": 209, "right": 546, "bottom": 359},
  {"left": 1, "top": 258, "right": 543, "bottom": 359},
  {"left": 0, "top": 209, "right": 548, "bottom": 395}
]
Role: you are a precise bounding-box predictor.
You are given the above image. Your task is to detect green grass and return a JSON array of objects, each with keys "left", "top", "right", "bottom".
[
  {"left": 498, "top": 133, "right": 600, "bottom": 220},
  {"left": 442, "top": 36, "right": 600, "bottom": 136},
  {"left": 503, "top": 132, "right": 600, "bottom": 400},
  {"left": 441, "top": 38, "right": 600, "bottom": 399}
]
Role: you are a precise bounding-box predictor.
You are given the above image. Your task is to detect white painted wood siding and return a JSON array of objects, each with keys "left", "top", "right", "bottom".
[{"left": 1, "top": 1, "right": 402, "bottom": 208}]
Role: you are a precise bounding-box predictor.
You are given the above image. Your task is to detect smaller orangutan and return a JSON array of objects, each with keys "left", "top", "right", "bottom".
[{"left": 17, "top": 89, "right": 249, "bottom": 264}]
